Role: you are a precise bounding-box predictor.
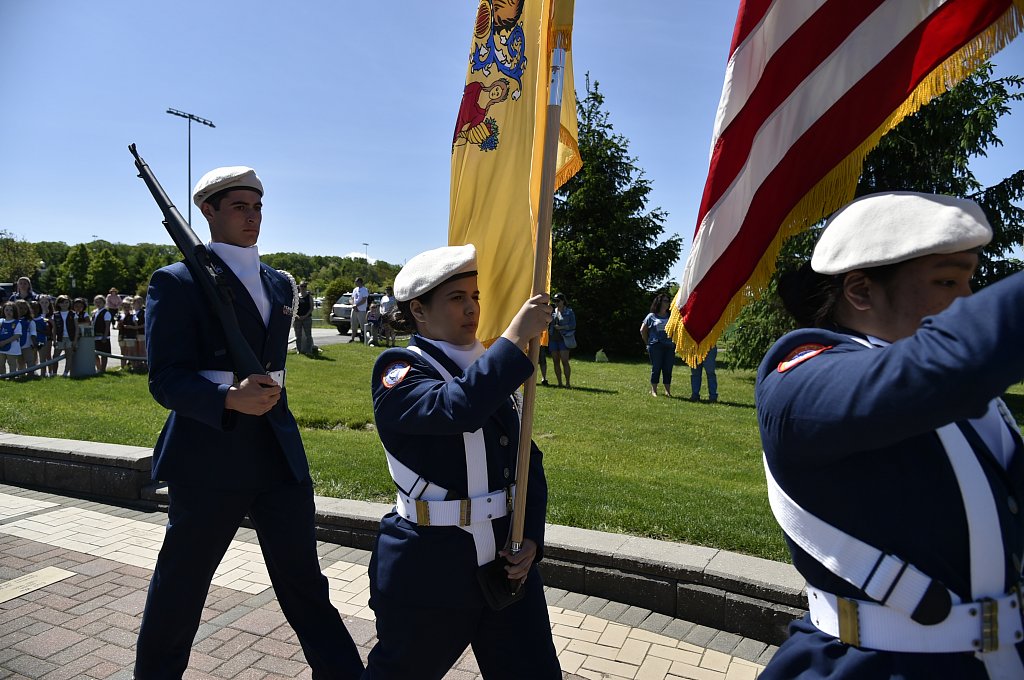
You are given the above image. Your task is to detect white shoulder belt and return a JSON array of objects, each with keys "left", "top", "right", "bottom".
[
  {"left": 766, "top": 421, "right": 1024, "bottom": 675},
  {"left": 383, "top": 344, "right": 511, "bottom": 567}
]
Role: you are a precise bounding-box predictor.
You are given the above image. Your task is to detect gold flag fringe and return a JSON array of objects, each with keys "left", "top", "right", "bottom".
[
  {"left": 549, "top": 27, "right": 573, "bottom": 53},
  {"left": 668, "top": 3, "right": 1024, "bottom": 368},
  {"left": 555, "top": 125, "right": 583, "bottom": 190}
]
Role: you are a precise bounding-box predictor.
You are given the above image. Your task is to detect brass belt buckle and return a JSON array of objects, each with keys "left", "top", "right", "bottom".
[
  {"left": 980, "top": 598, "right": 999, "bottom": 653},
  {"left": 837, "top": 597, "right": 861, "bottom": 647},
  {"left": 459, "top": 498, "right": 471, "bottom": 527},
  {"left": 415, "top": 499, "right": 430, "bottom": 526}
]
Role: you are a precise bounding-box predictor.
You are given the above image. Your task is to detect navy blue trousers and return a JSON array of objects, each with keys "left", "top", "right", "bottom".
[
  {"left": 363, "top": 568, "right": 560, "bottom": 679},
  {"left": 134, "top": 481, "right": 363, "bottom": 680}
]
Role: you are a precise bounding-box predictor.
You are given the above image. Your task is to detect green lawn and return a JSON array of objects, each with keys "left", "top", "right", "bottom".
[{"left": 5, "top": 344, "right": 1020, "bottom": 563}]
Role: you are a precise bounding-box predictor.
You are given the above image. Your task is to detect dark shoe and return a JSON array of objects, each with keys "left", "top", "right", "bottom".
[
  {"left": 709, "top": 396, "right": 718, "bottom": 403},
  {"left": 689, "top": 395, "right": 700, "bottom": 402},
  {"left": 541, "top": 379, "right": 549, "bottom": 386}
]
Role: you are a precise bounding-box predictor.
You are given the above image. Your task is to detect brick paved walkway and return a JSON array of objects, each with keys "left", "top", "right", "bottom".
[{"left": 0, "top": 484, "right": 775, "bottom": 679}]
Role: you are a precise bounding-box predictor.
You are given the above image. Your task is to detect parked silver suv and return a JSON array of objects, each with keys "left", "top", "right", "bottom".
[{"left": 329, "top": 292, "right": 382, "bottom": 335}]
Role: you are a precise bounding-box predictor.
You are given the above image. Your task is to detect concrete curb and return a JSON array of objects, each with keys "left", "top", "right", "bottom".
[{"left": 0, "top": 432, "right": 807, "bottom": 645}]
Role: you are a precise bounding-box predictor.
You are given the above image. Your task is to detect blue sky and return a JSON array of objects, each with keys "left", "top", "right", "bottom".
[{"left": 1, "top": 1, "right": 1021, "bottom": 286}]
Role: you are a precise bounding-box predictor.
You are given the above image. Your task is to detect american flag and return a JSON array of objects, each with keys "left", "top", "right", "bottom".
[{"left": 669, "top": 0, "right": 1024, "bottom": 363}]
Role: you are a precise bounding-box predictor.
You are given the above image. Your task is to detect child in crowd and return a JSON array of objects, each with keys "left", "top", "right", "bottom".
[
  {"left": 73, "top": 298, "right": 90, "bottom": 326},
  {"left": 52, "top": 295, "right": 76, "bottom": 377},
  {"left": 15, "top": 299, "right": 36, "bottom": 375},
  {"left": 0, "top": 302, "right": 23, "bottom": 377},
  {"left": 130, "top": 295, "right": 147, "bottom": 373},
  {"left": 93, "top": 292, "right": 117, "bottom": 373},
  {"left": 31, "top": 300, "right": 51, "bottom": 377},
  {"left": 365, "top": 301, "right": 381, "bottom": 346},
  {"left": 118, "top": 296, "right": 136, "bottom": 370}
]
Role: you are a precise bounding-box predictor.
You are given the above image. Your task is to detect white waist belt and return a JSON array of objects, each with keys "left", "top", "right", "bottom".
[
  {"left": 807, "top": 585, "right": 1023, "bottom": 654},
  {"left": 396, "top": 487, "right": 512, "bottom": 527},
  {"left": 199, "top": 369, "right": 285, "bottom": 388}
]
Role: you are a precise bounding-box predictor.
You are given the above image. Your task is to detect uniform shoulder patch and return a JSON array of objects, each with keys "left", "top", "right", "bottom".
[
  {"left": 381, "top": 361, "right": 412, "bottom": 389},
  {"left": 777, "top": 344, "right": 832, "bottom": 373}
]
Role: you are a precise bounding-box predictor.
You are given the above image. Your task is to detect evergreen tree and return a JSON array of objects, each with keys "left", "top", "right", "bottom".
[
  {"left": 552, "top": 77, "right": 682, "bottom": 356},
  {"left": 726, "top": 64, "right": 1024, "bottom": 369}
]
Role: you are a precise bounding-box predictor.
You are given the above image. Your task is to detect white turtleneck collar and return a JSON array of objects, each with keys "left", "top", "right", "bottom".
[
  {"left": 419, "top": 336, "right": 485, "bottom": 372},
  {"left": 208, "top": 241, "right": 270, "bottom": 325}
]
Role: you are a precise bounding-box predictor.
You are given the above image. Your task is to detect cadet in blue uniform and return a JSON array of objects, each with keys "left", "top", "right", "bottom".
[
  {"left": 134, "top": 167, "right": 363, "bottom": 680},
  {"left": 363, "top": 244, "right": 561, "bottom": 679},
  {"left": 757, "top": 192, "right": 1024, "bottom": 679}
]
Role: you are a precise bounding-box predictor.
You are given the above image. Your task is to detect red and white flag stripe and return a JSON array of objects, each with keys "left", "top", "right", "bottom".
[{"left": 670, "top": 0, "right": 1023, "bottom": 362}]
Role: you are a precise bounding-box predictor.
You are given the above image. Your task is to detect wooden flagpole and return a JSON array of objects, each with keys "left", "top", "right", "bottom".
[{"left": 510, "top": 31, "right": 567, "bottom": 555}]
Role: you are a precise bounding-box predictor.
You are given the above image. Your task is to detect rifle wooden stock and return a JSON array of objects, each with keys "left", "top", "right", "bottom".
[{"left": 128, "top": 143, "right": 267, "bottom": 380}]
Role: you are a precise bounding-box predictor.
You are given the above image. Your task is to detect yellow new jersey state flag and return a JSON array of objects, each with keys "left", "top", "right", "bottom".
[{"left": 449, "top": 0, "right": 581, "bottom": 344}]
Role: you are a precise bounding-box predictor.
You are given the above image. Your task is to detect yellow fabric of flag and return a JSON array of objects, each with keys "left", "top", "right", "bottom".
[{"left": 449, "top": 0, "right": 581, "bottom": 345}]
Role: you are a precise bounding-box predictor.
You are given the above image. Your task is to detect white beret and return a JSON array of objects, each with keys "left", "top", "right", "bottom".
[
  {"left": 811, "top": 191, "right": 992, "bottom": 275},
  {"left": 393, "top": 244, "right": 477, "bottom": 302},
  {"left": 192, "top": 166, "right": 263, "bottom": 208}
]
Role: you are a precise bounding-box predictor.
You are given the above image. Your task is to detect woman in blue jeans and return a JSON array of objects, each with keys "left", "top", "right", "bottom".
[{"left": 639, "top": 293, "right": 676, "bottom": 397}]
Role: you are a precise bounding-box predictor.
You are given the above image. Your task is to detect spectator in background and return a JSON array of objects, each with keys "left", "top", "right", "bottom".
[
  {"left": 379, "top": 286, "right": 396, "bottom": 316},
  {"left": 52, "top": 295, "right": 75, "bottom": 377},
  {"left": 32, "top": 299, "right": 51, "bottom": 378},
  {"left": 0, "top": 301, "right": 22, "bottom": 377},
  {"left": 117, "top": 296, "right": 136, "bottom": 371},
  {"left": 8, "top": 276, "right": 38, "bottom": 303},
  {"left": 365, "top": 301, "right": 382, "bottom": 346},
  {"left": 538, "top": 330, "right": 550, "bottom": 386},
  {"left": 73, "top": 298, "right": 90, "bottom": 327},
  {"left": 129, "top": 295, "right": 147, "bottom": 373},
  {"left": 351, "top": 277, "right": 369, "bottom": 343},
  {"left": 92, "top": 292, "right": 116, "bottom": 373},
  {"left": 690, "top": 346, "right": 718, "bottom": 403},
  {"left": 640, "top": 293, "right": 676, "bottom": 397},
  {"left": 293, "top": 281, "right": 314, "bottom": 355},
  {"left": 548, "top": 292, "right": 576, "bottom": 388},
  {"left": 379, "top": 286, "right": 398, "bottom": 347},
  {"left": 92, "top": 294, "right": 106, "bottom": 319},
  {"left": 14, "top": 299, "right": 36, "bottom": 375}
]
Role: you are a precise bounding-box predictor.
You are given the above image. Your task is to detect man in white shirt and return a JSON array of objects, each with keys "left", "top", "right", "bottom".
[{"left": 351, "top": 276, "right": 369, "bottom": 343}]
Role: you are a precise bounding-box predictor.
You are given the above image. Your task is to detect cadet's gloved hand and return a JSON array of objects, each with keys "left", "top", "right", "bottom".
[
  {"left": 500, "top": 538, "right": 538, "bottom": 582},
  {"left": 225, "top": 374, "right": 282, "bottom": 415},
  {"left": 501, "top": 295, "right": 552, "bottom": 351}
]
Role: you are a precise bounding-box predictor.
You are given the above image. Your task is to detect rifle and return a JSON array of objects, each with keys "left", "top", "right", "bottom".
[{"left": 128, "top": 143, "right": 267, "bottom": 380}]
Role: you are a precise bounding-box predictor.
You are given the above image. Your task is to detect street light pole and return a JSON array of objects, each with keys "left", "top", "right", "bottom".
[
  {"left": 362, "top": 243, "right": 370, "bottom": 278},
  {"left": 166, "top": 108, "right": 216, "bottom": 225}
]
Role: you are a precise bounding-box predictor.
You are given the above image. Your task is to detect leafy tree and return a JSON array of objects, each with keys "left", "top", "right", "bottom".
[
  {"left": 32, "top": 241, "right": 70, "bottom": 292},
  {"left": 726, "top": 64, "right": 1024, "bottom": 369},
  {"left": 57, "top": 244, "right": 90, "bottom": 298},
  {"left": 552, "top": 77, "right": 682, "bottom": 356},
  {"left": 0, "top": 230, "right": 39, "bottom": 286},
  {"left": 320, "top": 278, "right": 350, "bottom": 324},
  {"left": 261, "top": 252, "right": 316, "bottom": 283},
  {"left": 85, "top": 248, "right": 130, "bottom": 296},
  {"left": 136, "top": 250, "right": 180, "bottom": 296}
]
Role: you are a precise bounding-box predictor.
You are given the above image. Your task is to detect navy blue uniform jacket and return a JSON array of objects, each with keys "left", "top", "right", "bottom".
[
  {"left": 369, "top": 336, "right": 548, "bottom": 609},
  {"left": 145, "top": 256, "right": 308, "bottom": 489},
  {"left": 756, "top": 271, "right": 1024, "bottom": 678}
]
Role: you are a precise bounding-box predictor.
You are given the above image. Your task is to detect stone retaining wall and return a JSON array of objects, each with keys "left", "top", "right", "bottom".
[{"left": 0, "top": 432, "right": 807, "bottom": 644}]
